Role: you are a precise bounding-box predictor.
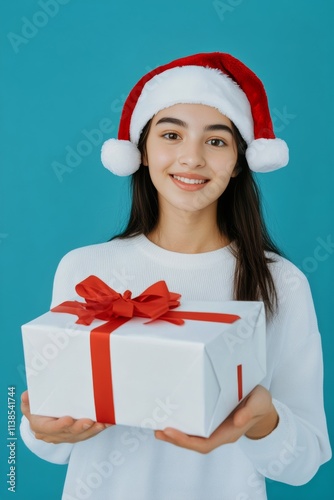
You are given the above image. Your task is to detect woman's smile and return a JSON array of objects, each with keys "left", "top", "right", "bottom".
[{"left": 169, "top": 173, "right": 209, "bottom": 190}]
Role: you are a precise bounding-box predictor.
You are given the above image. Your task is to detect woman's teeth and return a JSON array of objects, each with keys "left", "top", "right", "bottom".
[{"left": 172, "top": 175, "right": 207, "bottom": 185}]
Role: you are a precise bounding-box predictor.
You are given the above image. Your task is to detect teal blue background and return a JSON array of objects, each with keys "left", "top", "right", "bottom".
[{"left": 1, "top": 0, "right": 333, "bottom": 498}]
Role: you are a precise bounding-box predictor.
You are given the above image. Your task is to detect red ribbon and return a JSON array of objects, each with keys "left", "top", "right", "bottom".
[
  {"left": 51, "top": 276, "right": 240, "bottom": 423},
  {"left": 237, "top": 364, "right": 243, "bottom": 401}
]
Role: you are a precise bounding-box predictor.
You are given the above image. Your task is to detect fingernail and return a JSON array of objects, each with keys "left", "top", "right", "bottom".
[
  {"left": 95, "top": 424, "right": 105, "bottom": 431},
  {"left": 83, "top": 423, "right": 91, "bottom": 430},
  {"left": 162, "top": 429, "right": 174, "bottom": 438}
]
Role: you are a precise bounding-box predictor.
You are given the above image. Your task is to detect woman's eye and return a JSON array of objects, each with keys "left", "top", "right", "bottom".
[
  {"left": 163, "top": 132, "right": 180, "bottom": 140},
  {"left": 207, "top": 138, "right": 226, "bottom": 147}
]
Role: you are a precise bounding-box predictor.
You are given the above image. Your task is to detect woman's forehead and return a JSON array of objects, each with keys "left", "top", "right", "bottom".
[{"left": 152, "top": 103, "right": 233, "bottom": 127}]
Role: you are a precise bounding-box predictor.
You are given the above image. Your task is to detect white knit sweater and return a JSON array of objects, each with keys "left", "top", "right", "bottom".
[{"left": 20, "top": 235, "right": 331, "bottom": 500}]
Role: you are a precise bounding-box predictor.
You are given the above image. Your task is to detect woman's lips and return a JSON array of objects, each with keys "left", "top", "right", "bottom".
[{"left": 169, "top": 174, "right": 209, "bottom": 191}]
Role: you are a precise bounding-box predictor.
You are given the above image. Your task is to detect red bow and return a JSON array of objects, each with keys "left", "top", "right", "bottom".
[{"left": 51, "top": 276, "right": 184, "bottom": 325}]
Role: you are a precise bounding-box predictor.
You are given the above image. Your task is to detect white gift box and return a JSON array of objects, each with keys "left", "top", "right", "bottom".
[{"left": 21, "top": 299, "right": 266, "bottom": 437}]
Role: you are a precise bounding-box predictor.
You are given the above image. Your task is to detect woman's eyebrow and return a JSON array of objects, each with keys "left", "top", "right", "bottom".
[
  {"left": 155, "top": 117, "right": 187, "bottom": 127},
  {"left": 155, "top": 117, "right": 233, "bottom": 135},
  {"left": 204, "top": 124, "right": 233, "bottom": 134}
]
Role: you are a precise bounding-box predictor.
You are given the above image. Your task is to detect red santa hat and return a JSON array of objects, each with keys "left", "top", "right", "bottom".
[{"left": 101, "top": 52, "right": 289, "bottom": 175}]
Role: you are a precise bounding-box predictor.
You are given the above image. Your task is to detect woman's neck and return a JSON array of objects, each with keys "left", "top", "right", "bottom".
[{"left": 147, "top": 206, "right": 230, "bottom": 254}]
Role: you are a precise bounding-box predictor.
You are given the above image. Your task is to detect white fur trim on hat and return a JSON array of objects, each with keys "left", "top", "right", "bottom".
[
  {"left": 246, "top": 138, "right": 289, "bottom": 173},
  {"left": 130, "top": 66, "right": 254, "bottom": 146},
  {"left": 101, "top": 138, "right": 141, "bottom": 176}
]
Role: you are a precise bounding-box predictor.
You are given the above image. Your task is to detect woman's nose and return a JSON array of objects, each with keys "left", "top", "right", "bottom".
[{"left": 178, "top": 141, "right": 206, "bottom": 168}]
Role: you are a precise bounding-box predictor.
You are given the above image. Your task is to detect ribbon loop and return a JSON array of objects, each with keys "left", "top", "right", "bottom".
[{"left": 51, "top": 276, "right": 183, "bottom": 325}]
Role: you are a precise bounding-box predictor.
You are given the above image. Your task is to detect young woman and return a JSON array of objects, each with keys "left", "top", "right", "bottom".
[{"left": 20, "top": 52, "right": 331, "bottom": 499}]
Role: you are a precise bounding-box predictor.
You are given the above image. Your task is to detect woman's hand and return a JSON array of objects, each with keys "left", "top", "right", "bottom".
[
  {"left": 155, "top": 385, "right": 278, "bottom": 454},
  {"left": 21, "top": 391, "right": 111, "bottom": 444}
]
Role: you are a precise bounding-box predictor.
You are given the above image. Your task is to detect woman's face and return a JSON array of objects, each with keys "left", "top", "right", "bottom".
[{"left": 143, "top": 103, "right": 238, "bottom": 215}]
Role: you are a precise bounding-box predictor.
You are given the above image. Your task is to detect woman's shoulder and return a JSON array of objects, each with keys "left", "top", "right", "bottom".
[
  {"left": 266, "top": 252, "right": 317, "bottom": 325},
  {"left": 50, "top": 236, "right": 142, "bottom": 306},
  {"left": 266, "top": 251, "right": 309, "bottom": 289},
  {"left": 57, "top": 236, "right": 141, "bottom": 268}
]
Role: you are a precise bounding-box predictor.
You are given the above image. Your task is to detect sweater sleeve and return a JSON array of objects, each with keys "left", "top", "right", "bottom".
[
  {"left": 238, "top": 263, "right": 332, "bottom": 485},
  {"left": 20, "top": 416, "right": 73, "bottom": 465},
  {"left": 19, "top": 250, "right": 83, "bottom": 464}
]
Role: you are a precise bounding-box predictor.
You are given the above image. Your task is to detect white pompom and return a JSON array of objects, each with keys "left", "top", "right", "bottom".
[
  {"left": 246, "top": 138, "right": 289, "bottom": 173},
  {"left": 101, "top": 138, "right": 141, "bottom": 176}
]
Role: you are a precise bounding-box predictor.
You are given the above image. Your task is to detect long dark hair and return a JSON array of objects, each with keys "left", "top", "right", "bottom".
[{"left": 113, "top": 120, "right": 282, "bottom": 316}]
